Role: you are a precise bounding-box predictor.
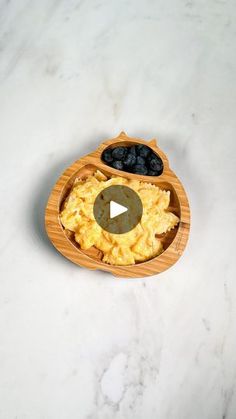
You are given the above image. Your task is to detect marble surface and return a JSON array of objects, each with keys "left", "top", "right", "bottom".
[{"left": 0, "top": 0, "right": 236, "bottom": 418}]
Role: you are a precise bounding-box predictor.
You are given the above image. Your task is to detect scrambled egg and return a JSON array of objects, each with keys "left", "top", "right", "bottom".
[{"left": 60, "top": 170, "right": 179, "bottom": 265}]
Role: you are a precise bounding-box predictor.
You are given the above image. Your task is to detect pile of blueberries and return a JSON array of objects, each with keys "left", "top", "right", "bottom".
[{"left": 102, "top": 144, "right": 163, "bottom": 176}]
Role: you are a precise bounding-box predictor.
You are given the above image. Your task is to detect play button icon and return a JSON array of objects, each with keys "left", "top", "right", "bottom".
[
  {"left": 93, "top": 185, "right": 143, "bottom": 234},
  {"left": 110, "top": 201, "right": 128, "bottom": 219}
]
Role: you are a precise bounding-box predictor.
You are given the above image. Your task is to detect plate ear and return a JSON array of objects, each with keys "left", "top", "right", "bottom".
[
  {"left": 148, "top": 138, "right": 157, "bottom": 147},
  {"left": 118, "top": 131, "right": 127, "bottom": 138}
]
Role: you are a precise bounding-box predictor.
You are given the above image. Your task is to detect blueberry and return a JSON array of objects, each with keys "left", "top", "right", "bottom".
[
  {"left": 135, "top": 144, "right": 143, "bottom": 154},
  {"left": 130, "top": 145, "right": 136, "bottom": 156},
  {"left": 112, "top": 160, "right": 124, "bottom": 170},
  {"left": 136, "top": 156, "right": 145, "bottom": 165},
  {"left": 133, "top": 164, "right": 148, "bottom": 175},
  {"left": 148, "top": 170, "right": 158, "bottom": 176},
  {"left": 147, "top": 152, "right": 162, "bottom": 163},
  {"left": 149, "top": 158, "right": 163, "bottom": 172},
  {"left": 135, "top": 145, "right": 150, "bottom": 158},
  {"left": 124, "top": 153, "right": 136, "bottom": 167},
  {"left": 139, "top": 145, "right": 151, "bottom": 158},
  {"left": 112, "top": 147, "right": 127, "bottom": 160},
  {"left": 102, "top": 149, "right": 113, "bottom": 163}
]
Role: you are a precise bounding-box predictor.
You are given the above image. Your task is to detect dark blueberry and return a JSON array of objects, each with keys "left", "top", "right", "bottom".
[
  {"left": 133, "top": 164, "right": 148, "bottom": 175},
  {"left": 130, "top": 145, "right": 136, "bottom": 156},
  {"left": 123, "top": 153, "right": 136, "bottom": 167},
  {"left": 102, "top": 149, "right": 113, "bottom": 163},
  {"left": 149, "top": 158, "right": 163, "bottom": 172},
  {"left": 111, "top": 146, "right": 127, "bottom": 160},
  {"left": 148, "top": 170, "right": 158, "bottom": 176},
  {"left": 147, "top": 152, "right": 162, "bottom": 163},
  {"left": 138, "top": 145, "right": 151, "bottom": 158},
  {"left": 112, "top": 160, "right": 124, "bottom": 170},
  {"left": 136, "top": 156, "right": 145, "bottom": 165},
  {"left": 135, "top": 144, "right": 143, "bottom": 153}
]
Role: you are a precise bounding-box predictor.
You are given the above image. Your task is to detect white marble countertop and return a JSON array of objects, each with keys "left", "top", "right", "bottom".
[{"left": 0, "top": 0, "right": 236, "bottom": 418}]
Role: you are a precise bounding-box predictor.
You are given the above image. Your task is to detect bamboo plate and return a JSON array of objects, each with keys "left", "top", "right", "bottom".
[{"left": 45, "top": 132, "right": 190, "bottom": 278}]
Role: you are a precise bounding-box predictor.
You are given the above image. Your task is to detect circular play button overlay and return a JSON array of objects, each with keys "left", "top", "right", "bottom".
[{"left": 93, "top": 185, "right": 143, "bottom": 234}]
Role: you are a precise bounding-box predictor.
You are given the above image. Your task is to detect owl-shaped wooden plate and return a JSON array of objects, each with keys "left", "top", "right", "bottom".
[{"left": 45, "top": 132, "right": 190, "bottom": 278}]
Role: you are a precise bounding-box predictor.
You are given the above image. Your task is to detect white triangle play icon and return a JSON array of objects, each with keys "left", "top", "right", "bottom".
[{"left": 110, "top": 200, "right": 128, "bottom": 219}]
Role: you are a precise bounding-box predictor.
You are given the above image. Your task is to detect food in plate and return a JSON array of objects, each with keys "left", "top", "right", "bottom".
[
  {"left": 102, "top": 144, "right": 163, "bottom": 176},
  {"left": 60, "top": 170, "right": 179, "bottom": 266}
]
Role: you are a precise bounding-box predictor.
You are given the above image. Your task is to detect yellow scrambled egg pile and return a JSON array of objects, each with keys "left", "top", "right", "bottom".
[{"left": 60, "top": 170, "right": 179, "bottom": 265}]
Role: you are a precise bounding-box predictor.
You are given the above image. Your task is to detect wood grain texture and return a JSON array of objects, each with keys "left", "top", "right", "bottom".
[{"left": 45, "top": 132, "right": 190, "bottom": 278}]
